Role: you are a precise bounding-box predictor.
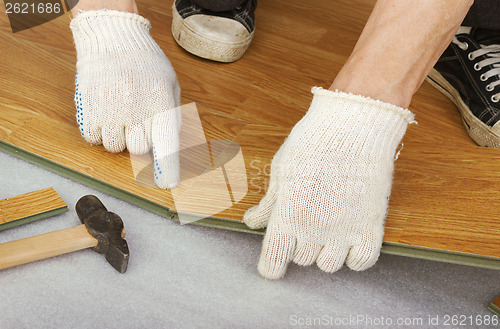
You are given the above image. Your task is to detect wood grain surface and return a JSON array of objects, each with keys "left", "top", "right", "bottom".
[
  {"left": 0, "top": 187, "right": 67, "bottom": 225},
  {"left": 1, "top": 0, "right": 499, "bottom": 260}
]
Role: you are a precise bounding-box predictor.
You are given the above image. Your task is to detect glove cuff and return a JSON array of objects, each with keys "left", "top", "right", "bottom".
[
  {"left": 70, "top": 10, "right": 162, "bottom": 57},
  {"left": 311, "top": 87, "right": 416, "bottom": 124},
  {"left": 299, "top": 87, "right": 417, "bottom": 158}
]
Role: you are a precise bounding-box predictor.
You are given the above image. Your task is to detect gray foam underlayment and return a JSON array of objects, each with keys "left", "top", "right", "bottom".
[{"left": 0, "top": 150, "right": 498, "bottom": 329}]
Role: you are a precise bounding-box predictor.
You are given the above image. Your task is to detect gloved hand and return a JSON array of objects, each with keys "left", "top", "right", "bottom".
[
  {"left": 70, "top": 10, "right": 181, "bottom": 189},
  {"left": 243, "top": 87, "right": 415, "bottom": 279}
]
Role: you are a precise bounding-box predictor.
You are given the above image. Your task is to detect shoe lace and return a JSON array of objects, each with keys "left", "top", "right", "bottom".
[{"left": 453, "top": 37, "right": 500, "bottom": 103}]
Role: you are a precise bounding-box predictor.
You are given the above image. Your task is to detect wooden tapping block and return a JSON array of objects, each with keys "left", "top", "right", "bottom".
[
  {"left": 0, "top": 188, "right": 68, "bottom": 231},
  {"left": 489, "top": 296, "right": 500, "bottom": 316},
  {"left": 0, "top": 195, "right": 129, "bottom": 273}
]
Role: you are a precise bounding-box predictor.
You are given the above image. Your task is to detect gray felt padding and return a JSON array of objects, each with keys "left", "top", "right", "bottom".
[{"left": 0, "top": 151, "right": 498, "bottom": 329}]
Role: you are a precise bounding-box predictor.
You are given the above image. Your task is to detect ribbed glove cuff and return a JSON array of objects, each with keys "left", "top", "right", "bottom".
[
  {"left": 296, "top": 87, "right": 417, "bottom": 159},
  {"left": 311, "top": 87, "right": 416, "bottom": 124},
  {"left": 70, "top": 10, "right": 163, "bottom": 57}
]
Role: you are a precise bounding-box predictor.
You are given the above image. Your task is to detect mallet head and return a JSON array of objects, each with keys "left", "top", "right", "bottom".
[{"left": 75, "top": 195, "right": 129, "bottom": 273}]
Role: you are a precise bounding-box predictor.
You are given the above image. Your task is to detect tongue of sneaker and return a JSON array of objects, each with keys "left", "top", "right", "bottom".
[
  {"left": 457, "top": 26, "right": 500, "bottom": 46},
  {"left": 457, "top": 26, "right": 472, "bottom": 35},
  {"left": 472, "top": 28, "right": 500, "bottom": 46}
]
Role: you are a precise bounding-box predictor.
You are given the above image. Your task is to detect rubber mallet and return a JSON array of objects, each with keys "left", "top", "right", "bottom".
[{"left": 0, "top": 195, "right": 129, "bottom": 273}]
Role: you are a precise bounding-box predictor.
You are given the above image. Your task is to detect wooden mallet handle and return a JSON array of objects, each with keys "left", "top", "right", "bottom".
[{"left": 0, "top": 224, "right": 97, "bottom": 270}]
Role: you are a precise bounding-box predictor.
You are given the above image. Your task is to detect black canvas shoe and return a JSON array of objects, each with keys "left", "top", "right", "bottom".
[
  {"left": 172, "top": 0, "right": 256, "bottom": 63},
  {"left": 427, "top": 27, "right": 500, "bottom": 148}
]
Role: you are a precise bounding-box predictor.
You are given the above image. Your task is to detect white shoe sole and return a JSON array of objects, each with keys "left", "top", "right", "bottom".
[
  {"left": 426, "top": 68, "right": 500, "bottom": 148},
  {"left": 171, "top": 3, "right": 254, "bottom": 63}
]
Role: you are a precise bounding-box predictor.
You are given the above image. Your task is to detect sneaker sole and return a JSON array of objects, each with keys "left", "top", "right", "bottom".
[
  {"left": 171, "top": 3, "right": 254, "bottom": 63},
  {"left": 426, "top": 68, "right": 500, "bottom": 148}
]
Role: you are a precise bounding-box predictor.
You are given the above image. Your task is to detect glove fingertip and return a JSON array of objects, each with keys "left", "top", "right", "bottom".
[
  {"left": 153, "top": 171, "right": 180, "bottom": 190},
  {"left": 243, "top": 206, "right": 269, "bottom": 229},
  {"left": 153, "top": 152, "right": 180, "bottom": 190},
  {"left": 257, "top": 227, "right": 296, "bottom": 280}
]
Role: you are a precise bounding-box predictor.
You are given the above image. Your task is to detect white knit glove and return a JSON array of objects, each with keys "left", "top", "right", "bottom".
[
  {"left": 70, "top": 10, "right": 181, "bottom": 189},
  {"left": 243, "top": 88, "right": 415, "bottom": 279}
]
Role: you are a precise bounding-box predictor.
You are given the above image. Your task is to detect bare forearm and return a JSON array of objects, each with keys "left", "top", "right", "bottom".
[
  {"left": 70, "top": 0, "right": 138, "bottom": 15},
  {"left": 330, "top": 0, "right": 473, "bottom": 108}
]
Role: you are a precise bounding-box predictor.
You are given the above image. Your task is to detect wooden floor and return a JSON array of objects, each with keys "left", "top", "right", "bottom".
[{"left": 1, "top": 0, "right": 499, "bottom": 263}]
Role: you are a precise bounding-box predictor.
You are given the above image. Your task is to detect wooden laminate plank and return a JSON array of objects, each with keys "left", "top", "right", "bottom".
[
  {"left": 0, "top": 188, "right": 68, "bottom": 230},
  {"left": 1, "top": 0, "right": 499, "bottom": 266},
  {"left": 489, "top": 296, "right": 500, "bottom": 316}
]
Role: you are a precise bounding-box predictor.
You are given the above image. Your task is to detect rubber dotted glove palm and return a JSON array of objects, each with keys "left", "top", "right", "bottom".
[
  {"left": 70, "top": 10, "right": 181, "bottom": 189},
  {"left": 243, "top": 88, "right": 415, "bottom": 279}
]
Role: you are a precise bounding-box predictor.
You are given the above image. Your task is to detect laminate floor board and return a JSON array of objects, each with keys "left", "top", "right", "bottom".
[
  {"left": 491, "top": 296, "right": 500, "bottom": 315},
  {"left": 0, "top": 187, "right": 67, "bottom": 230},
  {"left": 1, "top": 0, "right": 499, "bottom": 267}
]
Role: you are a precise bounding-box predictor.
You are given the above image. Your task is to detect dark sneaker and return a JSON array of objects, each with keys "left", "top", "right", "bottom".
[
  {"left": 171, "top": 0, "right": 256, "bottom": 63},
  {"left": 427, "top": 27, "right": 500, "bottom": 148}
]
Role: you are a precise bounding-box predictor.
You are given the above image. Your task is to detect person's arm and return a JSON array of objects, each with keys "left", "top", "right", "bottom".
[
  {"left": 244, "top": 0, "right": 473, "bottom": 279},
  {"left": 330, "top": 0, "right": 473, "bottom": 108}
]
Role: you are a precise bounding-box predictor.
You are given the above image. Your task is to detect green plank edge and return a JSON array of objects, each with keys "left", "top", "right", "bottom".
[
  {"left": 382, "top": 242, "right": 500, "bottom": 270},
  {"left": 489, "top": 302, "right": 500, "bottom": 316},
  {"left": 1, "top": 140, "right": 499, "bottom": 270},
  {"left": 0, "top": 207, "right": 69, "bottom": 231}
]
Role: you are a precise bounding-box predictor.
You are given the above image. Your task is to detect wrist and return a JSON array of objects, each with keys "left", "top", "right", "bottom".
[
  {"left": 328, "top": 65, "right": 415, "bottom": 109},
  {"left": 71, "top": 0, "right": 138, "bottom": 15}
]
